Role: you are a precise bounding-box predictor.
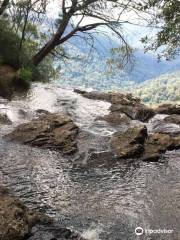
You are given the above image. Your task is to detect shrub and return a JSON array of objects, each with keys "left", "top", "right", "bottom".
[
  {"left": 0, "top": 19, "right": 22, "bottom": 68},
  {"left": 0, "top": 18, "right": 56, "bottom": 97},
  {"left": 19, "top": 67, "right": 32, "bottom": 82}
]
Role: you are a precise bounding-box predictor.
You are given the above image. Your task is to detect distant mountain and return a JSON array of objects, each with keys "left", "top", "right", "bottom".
[
  {"left": 129, "top": 71, "right": 180, "bottom": 104},
  {"left": 126, "top": 50, "right": 180, "bottom": 84},
  {"left": 57, "top": 35, "right": 180, "bottom": 90}
]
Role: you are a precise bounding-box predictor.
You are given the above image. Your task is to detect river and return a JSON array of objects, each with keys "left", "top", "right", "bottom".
[{"left": 0, "top": 83, "right": 180, "bottom": 240}]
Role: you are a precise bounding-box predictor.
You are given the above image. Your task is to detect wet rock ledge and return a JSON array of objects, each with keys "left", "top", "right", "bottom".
[
  {"left": 0, "top": 186, "right": 50, "bottom": 240},
  {"left": 0, "top": 187, "right": 86, "bottom": 240},
  {"left": 4, "top": 113, "right": 79, "bottom": 154},
  {"left": 74, "top": 89, "right": 155, "bottom": 122}
]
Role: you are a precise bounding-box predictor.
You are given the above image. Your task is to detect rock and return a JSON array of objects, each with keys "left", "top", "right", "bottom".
[
  {"left": 35, "top": 109, "right": 50, "bottom": 115},
  {"left": 82, "top": 91, "right": 111, "bottom": 101},
  {"left": 111, "top": 126, "right": 148, "bottom": 158},
  {"left": 155, "top": 104, "right": 180, "bottom": 115},
  {"left": 0, "top": 97, "right": 9, "bottom": 104},
  {"left": 164, "top": 114, "right": 180, "bottom": 125},
  {"left": 150, "top": 119, "right": 180, "bottom": 136},
  {"left": 142, "top": 133, "right": 180, "bottom": 162},
  {"left": 0, "top": 113, "right": 12, "bottom": 125},
  {"left": 74, "top": 89, "right": 87, "bottom": 95},
  {"left": 0, "top": 187, "right": 49, "bottom": 240},
  {"left": 110, "top": 92, "right": 141, "bottom": 105},
  {"left": 111, "top": 103, "right": 155, "bottom": 122},
  {"left": 97, "top": 113, "right": 131, "bottom": 126},
  {"left": 75, "top": 89, "right": 141, "bottom": 104},
  {"left": 110, "top": 92, "right": 155, "bottom": 122},
  {"left": 52, "top": 228, "right": 86, "bottom": 239},
  {"left": 32, "top": 225, "right": 87, "bottom": 240},
  {"left": 111, "top": 126, "right": 180, "bottom": 162},
  {"left": 77, "top": 90, "right": 155, "bottom": 122},
  {"left": 4, "top": 113, "right": 79, "bottom": 154}
]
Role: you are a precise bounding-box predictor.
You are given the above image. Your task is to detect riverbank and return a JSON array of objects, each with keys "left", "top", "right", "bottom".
[
  {"left": 0, "top": 65, "right": 30, "bottom": 99},
  {"left": 0, "top": 186, "right": 51, "bottom": 240}
]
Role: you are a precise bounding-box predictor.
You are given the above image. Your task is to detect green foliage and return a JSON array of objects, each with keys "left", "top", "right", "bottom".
[
  {"left": 19, "top": 67, "right": 32, "bottom": 82},
  {"left": 0, "top": 14, "right": 58, "bottom": 99},
  {"left": 130, "top": 71, "right": 180, "bottom": 104},
  {"left": 107, "top": 46, "right": 134, "bottom": 70},
  {"left": 0, "top": 19, "right": 37, "bottom": 68},
  {"left": 0, "top": 17, "right": 56, "bottom": 83},
  {"left": 0, "top": 19, "right": 22, "bottom": 68},
  {"left": 141, "top": 0, "right": 180, "bottom": 59}
]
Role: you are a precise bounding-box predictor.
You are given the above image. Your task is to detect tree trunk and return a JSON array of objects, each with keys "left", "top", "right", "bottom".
[
  {"left": 0, "top": 0, "right": 9, "bottom": 15},
  {"left": 32, "top": 38, "right": 57, "bottom": 66},
  {"left": 19, "top": 5, "right": 30, "bottom": 51},
  {"left": 32, "top": 14, "right": 71, "bottom": 66}
]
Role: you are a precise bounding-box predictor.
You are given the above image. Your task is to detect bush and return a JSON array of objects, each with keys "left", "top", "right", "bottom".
[
  {"left": 0, "top": 18, "right": 56, "bottom": 97},
  {"left": 19, "top": 67, "right": 32, "bottom": 82},
  {"left": 0, "top": 19, "right": 22, "bottom": 68}
]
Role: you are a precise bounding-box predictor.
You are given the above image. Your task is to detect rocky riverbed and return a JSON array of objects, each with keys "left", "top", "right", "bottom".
[{"left": 0, "top": 84, "right": 180, "bottom": 240}]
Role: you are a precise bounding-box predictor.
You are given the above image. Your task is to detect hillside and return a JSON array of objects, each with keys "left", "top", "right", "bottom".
[
  {"left": 129, "top": 71, "right": 180, "bottom": 104},
  {"left": 57, "top": 45, "right": 180, "bottom": 90}
]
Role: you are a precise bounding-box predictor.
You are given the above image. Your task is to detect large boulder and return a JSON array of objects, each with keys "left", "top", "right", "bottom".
[
  {"left": 110, "top": 103, "right": 155, "bottom": 122},
  {"left": 111, "top": 126, "right": 180, "bottom": 162},
  {"left": 0, "top": 187, "right": 47, "bottom": 240},
  {"left": 155, "top": 104, "right": 180, "bottom": 115},
  {"left": 111, "top": 126, "right": 148, "bottom": 158},
  {"left": 75, "top": 89, "right": 155, "bottom": 122},
  {"left": 142, "top": 133, "right": 180, "bottom": 162},
  {"left": 4, "top": 113, "right": 79, "bottom": 154}
]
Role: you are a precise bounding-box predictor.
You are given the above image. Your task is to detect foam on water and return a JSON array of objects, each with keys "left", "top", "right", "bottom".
[{"left": 82, "top": 225, "right": 103, "bottom": 240}]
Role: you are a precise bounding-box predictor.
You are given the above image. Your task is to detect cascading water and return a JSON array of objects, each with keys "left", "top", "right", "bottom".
[{"left": 0, "top": 83, "right": 180, "bottom": 240}]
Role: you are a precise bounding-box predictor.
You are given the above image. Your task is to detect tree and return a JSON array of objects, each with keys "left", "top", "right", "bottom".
[
  {"left": 141, "top": 0, "right": 180, "bottom": 59},
  {"left": 8, "top": 0, "right": 48, "bottom": 51},
  {"left": 32, "top": 0, "right": 140, "bottom": 66}
]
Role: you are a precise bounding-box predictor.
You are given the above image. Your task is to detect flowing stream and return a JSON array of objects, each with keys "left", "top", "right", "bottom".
[{"left": 0, "top": 83, "right": 180, "bottom": 240}]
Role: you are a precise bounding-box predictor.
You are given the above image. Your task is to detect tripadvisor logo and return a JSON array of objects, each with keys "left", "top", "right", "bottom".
[{"left": 135, "top": 227, "right": 144, "bottom": 236}]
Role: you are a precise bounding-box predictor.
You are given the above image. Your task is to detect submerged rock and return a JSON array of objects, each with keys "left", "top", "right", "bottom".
[
  {"left": 4, "top": 113, "right": 79, "bottom": 154},
  {"left": 0, "top": 113, "right": 12, "bottom": 125},
  {"left": 155, "top": 104, "right": 180, "bottom": 115},
  {"left": 164, "top": 114, "right": 180, "bottom": 125},
  {"left": 0, "top": 187, "right": 86, "bottom": 240},
  {"left": 97, "top": 113, "right": 131, "bottom": 126},
  {"left": 30, "top": 225, "right": 87, "bottom": 240},
  {"left": 111, "top": 126, "right": 148, "bottom": 158},
  {"left": 142, "top": 133, "right": 180, "bottom": 162},
  {"left": 0, "top": 187, "right": 48, "bottom": 240}
]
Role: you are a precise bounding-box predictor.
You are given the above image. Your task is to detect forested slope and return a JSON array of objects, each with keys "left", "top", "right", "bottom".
[{"left": 130, "top": 72, "right": 180, "bottom": 104}]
